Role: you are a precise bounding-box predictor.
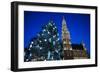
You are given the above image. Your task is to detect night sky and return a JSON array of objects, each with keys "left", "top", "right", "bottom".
[{"left": 24, "top": 11, "right": 90, "bottom": 56}]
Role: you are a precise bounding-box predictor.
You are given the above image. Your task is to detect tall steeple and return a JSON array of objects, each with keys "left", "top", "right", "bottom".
[{"left": 62, "top": 16, "right": 72, "bottom": 50}]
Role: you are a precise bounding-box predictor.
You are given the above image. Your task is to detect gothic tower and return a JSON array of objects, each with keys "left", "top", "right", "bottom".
[{"left": 62, "top": 16, "right": 73, "bottom": 59}]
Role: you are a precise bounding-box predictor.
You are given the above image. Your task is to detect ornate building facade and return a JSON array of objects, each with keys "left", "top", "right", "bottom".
[{"left": 62, "top": 17, "right": 88, "bottom": 60}]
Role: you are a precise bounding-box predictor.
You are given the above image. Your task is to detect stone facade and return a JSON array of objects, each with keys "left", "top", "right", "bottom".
[{"left": 62, "top": 17, "right": 88, "bottom": 60}]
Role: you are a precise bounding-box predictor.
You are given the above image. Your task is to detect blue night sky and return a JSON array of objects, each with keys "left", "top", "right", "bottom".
[{"left": 24, "top": 11, "right": 90, "bottom": 56}]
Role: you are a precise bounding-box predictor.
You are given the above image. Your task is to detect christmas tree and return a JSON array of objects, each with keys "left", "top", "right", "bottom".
[{"left": 24, "top": 20, "right": 63, "bottom": 62}]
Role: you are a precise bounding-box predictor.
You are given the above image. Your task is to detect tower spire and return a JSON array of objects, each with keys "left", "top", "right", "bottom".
[{"left": 62, "top": 16, "right": 72, "bottom": 50}]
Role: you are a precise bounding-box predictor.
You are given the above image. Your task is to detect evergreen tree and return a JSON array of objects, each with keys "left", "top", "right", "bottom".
[{"left": 24, "top": 20, "right": 63, "bottom": 62}]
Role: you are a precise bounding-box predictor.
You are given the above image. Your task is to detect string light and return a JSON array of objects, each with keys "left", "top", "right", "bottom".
[
  {"left": 55, "top": 50, "right": 58, "bottom": 53},
  {"left": 30, "top": 53, "right": 32, "bottom": 56},
  {"left": 53, "top": 35, "right": 56, "bottom": 38},
  {"left": 44, "top": 39, "right": 47, "bottom": 42},
  {"left": 42, "top": 33, "right": 44, "bottom": 36},
  {"left": 43, "top": 29, "right": 46, "bottom": 32},
  {"left": 49, "top": 38, "right": 51, "bottom": 42},
  {"left": 30, "top": 44, "right": 32, "bottom": 48},
  {"left": 49, "top": 22, "right": 52, "bottom": 26},
  {"left": 31, "top": 41, "right": 33, "bottom": 44},
  {"left": 26, "top": 59, "right": 29, "bottom": 61},
  {"left": 40, "top": 47, "right": 42, "bottom": 50},
  {"left": 39, "top": 40, "right": 42, "bottom": 43},
  {"left": 48, "top": 31, "right": 50, "bottom": 34},
  {"left": 53, "top": 41, "right": 55, "bottom": 45},
  {"left": 57, "top": 38, "right": 60, "bottom": 41}
]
